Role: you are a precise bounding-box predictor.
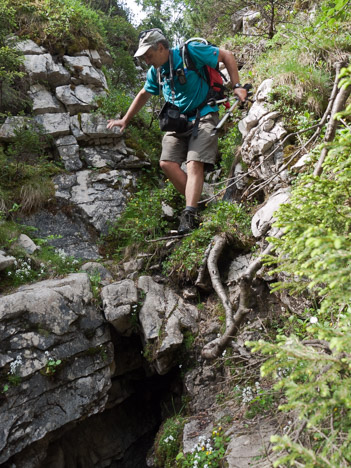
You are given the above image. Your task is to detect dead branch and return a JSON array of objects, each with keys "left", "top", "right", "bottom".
[{"left": 314, "top": 62, "right": 351, "bottom": 176}]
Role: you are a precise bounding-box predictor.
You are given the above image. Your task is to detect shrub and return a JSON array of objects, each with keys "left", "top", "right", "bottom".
[{"left": 247, "top": 65, "right": 351, "bottom": 467}]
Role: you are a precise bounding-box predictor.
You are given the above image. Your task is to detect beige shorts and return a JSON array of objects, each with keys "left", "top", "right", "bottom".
[{"left": 160, "top": 112, "right": 219, "bottom": 170}]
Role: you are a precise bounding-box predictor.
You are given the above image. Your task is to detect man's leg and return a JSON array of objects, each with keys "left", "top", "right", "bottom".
[
  {"left": 185, "top": 160, "right": 204, "bottom": 208},
  {"left": 159, "top": 160, "right": 187, "bottom": 196}
]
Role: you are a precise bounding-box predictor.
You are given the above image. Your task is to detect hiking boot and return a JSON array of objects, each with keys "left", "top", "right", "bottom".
[{"left": 178, "top": 209, "right": 199, "bottom": 235}]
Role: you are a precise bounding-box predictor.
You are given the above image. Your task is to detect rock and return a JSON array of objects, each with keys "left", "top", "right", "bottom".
[
  {"left": 0, "top": 273, "right": 113, "bottom": 465},
  {"left": 70, "top": 113, "right": 121, "bottom": 140},
  {"left": 80, "top": 262, "right": 113, "bottom": 284},
  {"left": 54, "top": 169, "right": 137, "bottom": 234},
  {"left": 123, "top": 258, "right": 145, "bottom": 276},
  {"left": 80, "top": 145, "right": 147, "bottom": 170},
  {"left": 251, "top": 188, "right": 291, "bottom": 237},
  {"left": 225, "top": 421, "right": 276, "bottom": 468},
  {"left": 18, "top": 209, "right": 100, "bottom": 260},
  {"left": 0, "top": 250, "right": 16, "bottom": 271},
  {"left": 242, "top": 11, "right": 261, "bottom": 35},
  {"left": 13, "top": 39, "right": 47, "bottom": 55},
  {"left": 138, "top": 276, "right": 199, "bottom": 375},
  {"left": 102, "top": 280, "right": 138, "bottom": 336},
  {"left": 256, "top": 78, "right": 274, "bottom": 102},
  {"left": 238, "top": 102, "right": 273, "bottom": 138},
  {"left": 28, "top": 84, "right": 63, "bottom": 115},
  {"left": 63, "top": 56, "right": 107, "bottom": 88},
  {"left": 161, "top": 202, "right": 174, "bottom": 219},
  {"left": 34, "top": 113, "right": 70, "bottom": 137},
  {"left": 227, "top": 254, "right": 253, "bottom": 285},
  {"left": 231, "top": 7, "right": 252, "bottom": 34},
  {"left": 55, "top": 135, "right": 82, "bottom": 171},
  {"left": 75, "top": 49, "right": 103, "bottom": 68},
  {"left": 55, "top": 85, "right": 106, "bottom": 115},
  {"left": 23, "top": 54, "right": 70, "bottom": 86},
  {"left": 0, "top": 116, "right": 32, "bottom": 142},
  {"left": 15, "top": 234, "right": 40, "bottom": 254}
]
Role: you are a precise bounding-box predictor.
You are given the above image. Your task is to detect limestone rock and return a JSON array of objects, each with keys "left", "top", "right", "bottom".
[
  {"left": 227, "top": 254, "right": 253, "bottom": 285},
  {"left": 226, "top": 422, "right": 276, "bottom": 468},
  {"left": 0, "top": 116, "right": 32, "bottom": 142},
  {"left": 80, "top": 262, "right": 113, "bottom": 284},
  {"left": 138, "top": 276, "right": 199, "bottom": 375},
  {"left": 55, "top": 85, "right": 106, "bottom": 115},
  {"left": 13, "top": 39, "right": 47, "bottom": 55},
  {"left": 243, "top": 11, "right": 261, "bottom": 35},
  {"left": 70, "top": 113, "right": 121, "bottom": 140},
  {"left": 0, "top": 250, "right": 16, "bottom": 271},
  {"left": 102, "top": 280, "right": 138, "bottom": 336},
  {"left": 63, "top": 56, "right": 107, "bottom": 87},
  {"left": 80, "top": 146, "right": 147, "bottom": 170},
  {"left": 15, "top": 234, "right": 40, "bottom": 254},
  {"left": 55, "top": 135, "right": 82, "bottom": 171},
  {"left": 28, "top": 84, "right": 63, "bottom": 115},
  {"left": 54, "top": 169, "right": 137, "bottom": 234},
  {"left": 251, "top": 188, "right": 290, "bottom": 237},
  {"left": 75, "top": 49, "right": 103, "bottom": 68},
  {"left": 0, "top": 273, "right": 113, "bottom": 465},
  {"left": 34, "top": 113, "right": 70, "bottom": 137},
  {"left": 23, "top": 54, "right": 70, "bottom": 86}
]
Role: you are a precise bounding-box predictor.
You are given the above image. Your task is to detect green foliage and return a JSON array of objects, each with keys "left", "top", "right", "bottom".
[
  {"left": 106, "top": 180, "right": 182, "bottom": 257},
  {"left": 155, "top": 415, "right": 185, "bottom": 468},
  {"left": 163, "top": 201, "right": 251, "bottom": 281},
  {"left": 247, "top": 65, "right": 351, "bottom": 467},
  {"left": 176, "top": 425, "right": 229, "bottom": 467},
  {"left": 13, "top": 0, "right": 106, "bottom": 54},
  {"left": 0, "top": 126, "right": 59, "bottom": 214},
  {"left": 218, "top": 121, "right": 241, "bottom": 175}
]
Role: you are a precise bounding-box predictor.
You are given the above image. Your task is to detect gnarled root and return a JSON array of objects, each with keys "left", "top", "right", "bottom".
[{"left": 202, "top": 231, "right": 283, "bottom": 360}]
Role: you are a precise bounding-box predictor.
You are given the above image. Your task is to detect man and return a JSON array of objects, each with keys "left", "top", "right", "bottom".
[{"left": 107, "top": 29, "right": 247, "bottom": 234}]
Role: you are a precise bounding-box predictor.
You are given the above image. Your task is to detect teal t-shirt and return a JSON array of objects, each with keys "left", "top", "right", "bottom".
[{"left": 144, "top": 42, "right": 219, "bottom": 119}]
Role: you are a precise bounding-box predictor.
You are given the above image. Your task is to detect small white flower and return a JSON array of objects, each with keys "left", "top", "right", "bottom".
[
  {"left": 310, "top": 316, "right": 318, "bottom": 324},
  {"left": 222, "top": 350, "right": 227, "bottom": 357}
]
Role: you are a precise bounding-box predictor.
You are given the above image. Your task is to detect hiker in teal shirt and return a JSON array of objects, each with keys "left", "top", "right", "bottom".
[
  {"left": 144, "top": 42, "right": 220, "bottom": 118},
  {"left": 107, "top": 29, "right": 247, "bottom": 234}
]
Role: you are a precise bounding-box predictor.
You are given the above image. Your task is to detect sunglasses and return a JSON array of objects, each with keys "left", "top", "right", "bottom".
[{"left": 138, "top": 28, "right": 164, "bottom": 40}]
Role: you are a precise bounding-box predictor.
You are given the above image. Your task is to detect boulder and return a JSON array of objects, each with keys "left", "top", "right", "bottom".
[
  {"left": 75, "top": 49, "right": 103, "bottom": 68},
  {"left": 63, "top": 56, "right": 107, "bottom": 87},
  {"left": 0, "top": 250, "right": 16, "bottom": 271},
  {"left": 137, "top": 276, "right": 199, "bottom": 375},
  {"left": 0, "top": 116, "right": 32, "bottom": 142},
  {"left": 54, "top": 169, "right": 137, "bottom": 234},
  {"left": 23, "top": 54, "right": 70, "bottom": 86},
  {"left": 34, "top": 112, "right": 70, "bottom": 137},
  {"left": 55, "top": 85, "right": 106, "bottom": 115},
  {"left": 80, "top": 262, "right": 113, "bottom": 284},
  {"left": 0, "top": 273, "right": 113, "bottom": 465},
  {"left": 15, "top": 234, "right": 40, "bottom": 254},
  {"left": 242, "top": 11, "right": 261, "bottom": 35},
  {"left": 102, "top": 280, "right": 138, "bottom": 336},
  {"left": 251, "top": 188, "right": 290, "bottom": 237},
  {"left": 12, "top": 39, "right": 47, "bottom": 55},
  {"left": 28, "top": 84, "right": 63, "bottom": 115}
]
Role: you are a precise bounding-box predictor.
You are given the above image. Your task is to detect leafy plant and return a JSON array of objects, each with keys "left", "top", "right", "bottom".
[
  {"left": 155, "top": 415, "right": 185, "bottom": 468},
  {"left": 163, "top": 200, "right": 251, "bottom": 282},
  {"left": 176, "top": 425, "right": 229, "bottom": 467}
]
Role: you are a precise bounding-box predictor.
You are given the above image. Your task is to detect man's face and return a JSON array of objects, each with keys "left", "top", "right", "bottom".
[{"left": 142, "top": 44, "right": 166, "bottom": 68}]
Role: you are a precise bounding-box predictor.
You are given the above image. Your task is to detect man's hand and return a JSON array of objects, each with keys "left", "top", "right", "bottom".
[
  {"left": 234, "top": 87, "right": 247, "bottom": 103},
  {"left": 106, "top": 118, "right": 127, "bottom": 132}
]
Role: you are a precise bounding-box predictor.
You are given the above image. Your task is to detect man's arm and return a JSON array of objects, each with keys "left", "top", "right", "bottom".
[
  {"left": 107, "top": 88, "right": 152, "bottom": 132},
  {"left": 217, "top": 49, "right": 247, "bottom": 102}
]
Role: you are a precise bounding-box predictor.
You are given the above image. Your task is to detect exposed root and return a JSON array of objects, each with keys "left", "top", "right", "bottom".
[{"left": 202, "top": 231, "right": 283, "bottom": 360}]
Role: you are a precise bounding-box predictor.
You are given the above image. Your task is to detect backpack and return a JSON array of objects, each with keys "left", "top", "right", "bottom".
[{"left": 180, "top": 37, "right": 230, "bottom": 110}]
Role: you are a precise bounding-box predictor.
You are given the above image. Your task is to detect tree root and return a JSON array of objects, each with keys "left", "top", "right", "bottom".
[{"left": 202, "top": 231, "right": 283, "bottom": 359}]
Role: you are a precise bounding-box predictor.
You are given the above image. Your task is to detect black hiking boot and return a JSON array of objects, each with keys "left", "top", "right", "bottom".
[{"left": 178, "top": 209, "right": 199, "bottom": 235}]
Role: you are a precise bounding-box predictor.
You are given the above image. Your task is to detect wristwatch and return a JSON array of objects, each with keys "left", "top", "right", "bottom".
[{"left": 233, "top": 83, "right": 242, "bottom": 89}]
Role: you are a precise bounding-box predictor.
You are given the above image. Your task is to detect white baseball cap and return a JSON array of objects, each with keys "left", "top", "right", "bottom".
[{"left": 134, "top": 28, "right": 166, "bottom": 57}]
